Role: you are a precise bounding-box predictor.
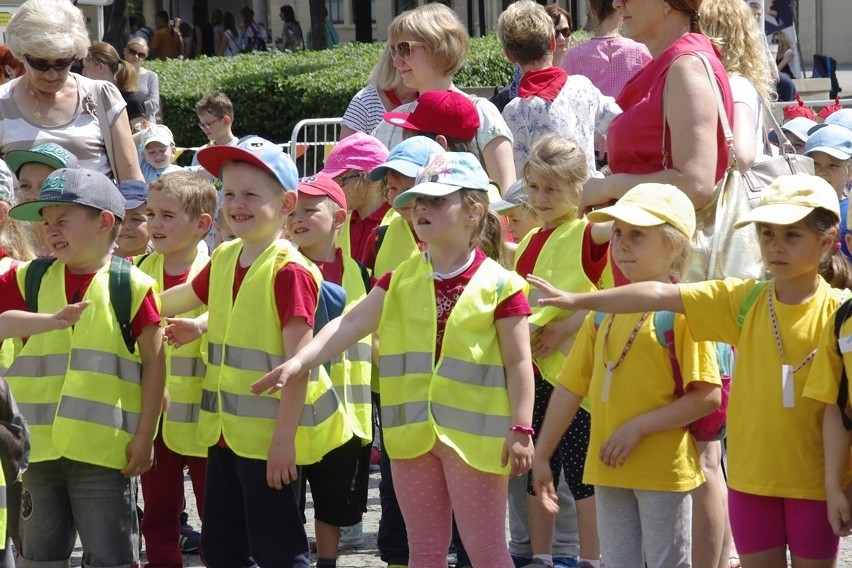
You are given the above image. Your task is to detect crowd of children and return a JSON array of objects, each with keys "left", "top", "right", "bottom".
[{"left": 1, "top": 0, "right": 852, "bottom": 567}]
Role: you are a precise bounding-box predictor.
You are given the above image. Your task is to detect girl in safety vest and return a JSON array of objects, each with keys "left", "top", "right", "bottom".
[
  {"left": 252, "top": 152, "right": 535, "bottom": 568},
  {"left": 531, "top": 176, "right": 847, "bottom": 566}
]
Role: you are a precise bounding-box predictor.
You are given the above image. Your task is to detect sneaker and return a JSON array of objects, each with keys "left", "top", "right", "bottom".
[
  {"left": 338, "top": 522, "right": 364, "bottom": 549},
  {"left": 178, "top": 522, "right": 201, "bottom": 554},
  {"left": 370, "top": 446, "right": 381, "bottom": 471}
]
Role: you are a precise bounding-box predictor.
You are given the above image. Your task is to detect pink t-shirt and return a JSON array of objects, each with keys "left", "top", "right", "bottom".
[{"left": 560, "top": 35, "right": 651, "bottom": 99}]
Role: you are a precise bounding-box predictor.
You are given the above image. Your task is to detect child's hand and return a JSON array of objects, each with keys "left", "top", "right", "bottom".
[
  {"left": 163, "top": 317, "right": 204, "bottom": 348},
  {"left": 267, "top": 435, "right": 298, "bottom": 490},
  {"left": 122, "top": 434, "right": 154, "bottom": 478},
  {"left": 251, "top": 359, "right": 303, "bottom": 395},
  {"left": 161, "top": 387, "right": 171, "bottom": 413},
  {"left": 827, "top": 485, "right": 852, "bottom": 536},
  {"left": 502, "top": 430, "right": 534, "bottom": 477},
  {"left": 53, "top": 301, "right": 90, "bottom": 329},
  {"left": 600, "top": 419, "right": 644, "bottom": 467},
  {"left": 531, "top": 319, "right": 573, "bottom": 359},
  {"left": 531, "top": 456, "right": 560, "bottom": 515},
  {"left": 526, "top": 276, "right": 577, "bottom": 311}
]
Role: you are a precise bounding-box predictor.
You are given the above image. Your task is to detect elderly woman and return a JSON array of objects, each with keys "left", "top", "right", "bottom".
[
  {"left": 373, "top": 3, "right": 515, "bottom": 195},
  {"left": 83, "top": 42, "right": 147, "bottom": 132},
  {"left": 581, "top": 0, "right": 733, "bottom": 214},
  {"left": 124, "top": 37, "right": 161, "bottom": 123},
  {"left": 0, "top": 0, "right": 143, "bottom": 181}
]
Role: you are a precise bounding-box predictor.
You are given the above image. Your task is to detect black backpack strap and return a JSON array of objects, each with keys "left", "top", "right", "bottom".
[
  {"left": 374, "top": 225, "right": 390, "bottom": 258},
  {"left": 356, "top": 260, "right": 370, "bottom": 295},
  {"left": 109, "top": 256, "right": 135, "bottom": 354},
  {"left": 134, "top": 253, "right": 151, "bottom": 268},
  {"left": 834, "top": 297, "right": 852, "bottom": 430},
  {"left": 23, "top": 258, "right": 58, "bottom": 313}
]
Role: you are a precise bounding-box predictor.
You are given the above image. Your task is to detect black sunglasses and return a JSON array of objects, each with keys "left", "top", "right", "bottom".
[
  {"left": 555, "top": 27, "right": 572, "bottom": 39},
  {"left": 127, "top": 47, "right": 148, "bottom": 59},
  {"left": 24, "top": 54, "right": 76, "bottom": 72}
]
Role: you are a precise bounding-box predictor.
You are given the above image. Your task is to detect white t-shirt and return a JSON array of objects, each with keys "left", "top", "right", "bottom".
[{"left": 729, "top": 74, "right": 768, "bottom": 161}]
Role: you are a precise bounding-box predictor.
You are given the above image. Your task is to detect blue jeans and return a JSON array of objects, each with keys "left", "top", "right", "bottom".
[{"left": 19, "top": 458, "right": 139, "bottom": 567}]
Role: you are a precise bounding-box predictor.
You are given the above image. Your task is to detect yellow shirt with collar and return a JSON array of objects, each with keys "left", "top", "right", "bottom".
[
  {"left": 559, "top": 311, "right": 719, "bottom": 492},
  {"left": 680, "top": 277, "right": 846, "bottom": 500}
]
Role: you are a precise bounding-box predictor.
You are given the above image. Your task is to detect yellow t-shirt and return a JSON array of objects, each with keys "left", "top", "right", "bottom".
[
  {"left": 559, "top": 311, "right": 720, "bottom": 492},
  {"left": 680, "top": 277, "right": 846, "bottom": 500}
]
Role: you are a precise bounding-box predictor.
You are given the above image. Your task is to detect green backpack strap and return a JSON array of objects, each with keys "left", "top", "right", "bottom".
[
  {"left": 736, "top": 281, "right": 770, "bottom": 329},
  {"left": 24, "top": 258, "right": 58, "bottom": 313},
  {"left": 109, "top": 256, "right": 135, "bottom": 354}
]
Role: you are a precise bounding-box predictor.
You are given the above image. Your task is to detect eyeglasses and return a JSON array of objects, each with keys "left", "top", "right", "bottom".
[
  {"left": 198, "top": 116, "right": 224, "bottom": 130},
  {"left": 389, "top": 40, "right": 425, "bottom": 59},
  {"left": 555, "top": 27, "right": 572, "bottom": 39},
  {"left": 335, "top": 171, "right": 363, "bottom": 186},
  {"left": 24, "top": 55, "right": 76, "bottom": 73},
  {"left": 127, "top": 47, "right": 148, "bottom": 59}
]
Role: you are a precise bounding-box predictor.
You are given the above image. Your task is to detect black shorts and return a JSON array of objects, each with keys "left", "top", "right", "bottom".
[
  {"left": 303, "top": 435, "right": 363, "bottom": 527},
  {"left": 527, "top": 374, "right": 594, "bottom": 500}
]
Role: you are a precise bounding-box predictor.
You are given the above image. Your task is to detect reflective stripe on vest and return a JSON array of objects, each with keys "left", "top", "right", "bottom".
[
  {"left": 17, "top": 402, "right": 58, "bottom": 426},
  {"left": 8, "top": 354, "right": 68, "bottom": 377},
  {"left": 57, "top": 395, "right": 139, "bottom": 434},
  {"left": 166, "top": 401, "right": 200, "bottom": 424},
  {"left": 70, "top": 349, "right": 141, "bottom": 384},
  {"left": 170, "top": 356, "right": 206, "bottom": 378}
]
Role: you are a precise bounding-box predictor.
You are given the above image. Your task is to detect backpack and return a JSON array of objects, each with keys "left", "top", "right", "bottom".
[
  {"left": 242, "top": 24, "right": 268, "bottom": 52},
  {"left": 24, "top": 256, "right": 136, "bottom": 354},
  {"left": 593, "top": 311, "right": 731, "bottom": 441},
  {"left": 0, "top": 377, "right": 29, "bottom": 482},
  {"left": 832, "top": 298, "right": 852, "bottom": 430}
]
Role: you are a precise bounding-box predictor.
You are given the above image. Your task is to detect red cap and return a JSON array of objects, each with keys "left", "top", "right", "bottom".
[
  {"left": 298, "top": 175, "right": 347, "bottom": 210},
  {"left": 383, "top": 90, "right": 481, "bottom": 141}
]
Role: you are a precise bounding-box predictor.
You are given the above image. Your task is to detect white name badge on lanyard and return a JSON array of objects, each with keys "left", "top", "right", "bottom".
[
  {"left": 781, "top": 364, "right": 795, "bottom": 408},
  {"left": 839, "top": 335, "right": 852, "bottom": 354}
]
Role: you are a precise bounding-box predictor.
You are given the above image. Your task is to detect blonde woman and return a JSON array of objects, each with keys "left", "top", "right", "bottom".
[
  {"left": 124, "top": 36, "right": 161, "bottom": 123},
  {"left": 701, "top": 0, "right": 774, "bottom": 171}
]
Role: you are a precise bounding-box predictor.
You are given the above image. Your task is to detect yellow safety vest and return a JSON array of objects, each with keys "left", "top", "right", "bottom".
[
  {"left": 199, "top": 239, "right": 352, "bottom": 463},
  {"left": 137, "top": 251, "right": 209, "bottom": 457},
  {"left": 373, "top": 216, "right": 420, "bottom": 279},
  {"left": 515, "top": 219, "right": 611, "bottom": 384},
  {"left": 7, "top": 260, "right": 157, "bottom": 469},
  {"left": 378, "top": 253, "right": 527, "bottom": 474},
  {"left": 0, "top": 257, "right": 20, "bottom": 375},
  {"left": 335, "top": 207, "right": 396, "bottom": 259}
]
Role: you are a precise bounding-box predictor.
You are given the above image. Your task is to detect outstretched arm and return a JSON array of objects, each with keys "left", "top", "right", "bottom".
[
  {"left": 159, "top": 282, "right": 204, "bottom": 317},
  {"left": 527, "top": 276, "right": 685, "bottom": 314},
  {"left": 0, "top": 302, "right": 90, "bottom": 340}
]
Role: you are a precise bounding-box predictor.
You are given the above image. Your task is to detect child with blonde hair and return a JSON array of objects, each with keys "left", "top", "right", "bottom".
[
  {"left": 532, "top": 175, "right": 849, "bottom": 567},
  {"left": 252, "top": 152, "right": 535, "bottom": 568}
]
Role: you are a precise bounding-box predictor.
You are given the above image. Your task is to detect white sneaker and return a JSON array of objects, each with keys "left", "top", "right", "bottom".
[{"left": 338, "top": 522, "right": 364, "bottom": 549}]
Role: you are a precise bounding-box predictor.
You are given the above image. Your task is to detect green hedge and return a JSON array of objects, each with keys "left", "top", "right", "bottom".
[{"left": 144, "top": 34, "right": 515, "bottom": 150}]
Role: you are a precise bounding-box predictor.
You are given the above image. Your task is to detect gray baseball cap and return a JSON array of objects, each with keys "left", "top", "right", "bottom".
[{"left": 10, "top": 168, "right": 126, "bottom": 221}]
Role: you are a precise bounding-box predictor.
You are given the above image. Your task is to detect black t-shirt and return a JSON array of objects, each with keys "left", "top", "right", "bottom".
[{"left": 122, "top": 91, "right": 147, "bottom": 123}]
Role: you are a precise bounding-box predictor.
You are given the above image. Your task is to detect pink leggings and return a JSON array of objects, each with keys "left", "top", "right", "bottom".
[{"left": 391, "top": 441, "right": 513, "bottom": 568}]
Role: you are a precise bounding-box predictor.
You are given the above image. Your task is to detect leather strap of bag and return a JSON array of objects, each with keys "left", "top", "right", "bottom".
[
  {"left": 757, "top": 96, "right": 805, "bottom": 172},
  {"left": 94, "top": 80, "right": 118, "bottom": 180}
]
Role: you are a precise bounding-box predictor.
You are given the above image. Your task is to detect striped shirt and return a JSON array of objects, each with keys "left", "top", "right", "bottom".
[{"left": 342, "top": 84, "right": 387, "bottom": 135}]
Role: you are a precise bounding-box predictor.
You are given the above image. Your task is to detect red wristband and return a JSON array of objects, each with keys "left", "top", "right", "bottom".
[{"left": 510, "top": 425, "right": 535, "bottom": 437}]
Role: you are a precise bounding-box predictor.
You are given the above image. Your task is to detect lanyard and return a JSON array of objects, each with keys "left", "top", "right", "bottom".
[
  {"left": 767, "top": 281, "right": 815, "bottom": 373},
  {"left": 601, "top": 311, "right": 652, "bottom": 371}
]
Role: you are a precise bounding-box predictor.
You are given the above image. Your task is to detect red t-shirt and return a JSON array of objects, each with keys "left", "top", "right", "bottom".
[
  {"left": 191, "top": 258, "right": 317, "bottom": 329},
  {"left": 349, "top": 202, "right": 392, "bottom": 266},
  {"left": 376, "top": 249, "right": 531, "bottom": 359},
  {"left": 0, "top": 264, "right": 161, "bottom": 340},
  {"left": 309, "top": 248, "right": 344, "bottom": 286},
  {"left": 162, "top": 268, "right": 191, "bottom": 291},
  {"left": 515, "top": 224, "right": 609, "bottom": 284}
]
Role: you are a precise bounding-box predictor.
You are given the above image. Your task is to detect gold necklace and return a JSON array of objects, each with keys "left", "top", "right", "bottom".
[{"left": 25, "top": 82, "right": 42, "bottom": 120}]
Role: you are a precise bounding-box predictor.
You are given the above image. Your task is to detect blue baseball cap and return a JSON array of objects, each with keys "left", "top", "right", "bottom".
[
  {"left": 825, "top": 109, "right": 852, "bottom": 132},
  {"left": 197, "top": 135, "right": 299, "bottom": 191},
  {"left": 780, "top": 117, "right": 818, "bottom": 143},
  {"left": 10, "top": 168, "right": 125, "bottom": 221},
  {"left": 118, "top": 179, "right": 148, "bottom": 209},
  {"left": 393, "top": 152, "right": 490, "bottom": 208},
  {"left": 6, "top": 142, "right": 79, "bottom": 176},
  {"left": 804, "top": 124, "right": 852, "bottom": 160},
  {"left": 369, "top": 136, "right": 445, "bottom": 181}
]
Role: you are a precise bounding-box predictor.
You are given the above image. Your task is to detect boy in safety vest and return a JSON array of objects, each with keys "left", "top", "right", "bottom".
[
  {"left": 158, "top": 137, "right": 352, "bottom": 566},
  {"left": 285, "top": 175, "right": 371, "bottom": 567},
  {"left": 136, "top": 171, "right": 216, "bottom": 564},
  {"left": 2, "top": 168, "right": 166, "bottom": 565}
]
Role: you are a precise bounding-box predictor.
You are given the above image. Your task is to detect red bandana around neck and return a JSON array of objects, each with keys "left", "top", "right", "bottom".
[{"left": 517, "top": 66, "right": 568, "bottom": 102}]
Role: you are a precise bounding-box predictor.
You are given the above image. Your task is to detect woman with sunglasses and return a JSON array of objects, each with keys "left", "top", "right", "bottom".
[
  {"left": 544, "top": 4, "right": 573, "bottom": 68},
  {"left": 0, "top": 0, "right": 143, "bottom": 182},
  {"left": 124, "top": 37, "right": 161, "bottom": 124},
  {"left": 373, "top": 3, "right": 516, "bottom": 196},
  {"left": 82, "top": 43, "right": 147, "bottom": 134}
]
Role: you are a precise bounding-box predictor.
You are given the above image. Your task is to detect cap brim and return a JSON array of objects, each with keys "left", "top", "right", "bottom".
[
  {"left": 732, "top": 203, "right": 815, "bottom": 229},
  {"left": 490, "top": 198, "right": 520, "bottom": 213},
  {"left": 142, "top": 137, "right": 173, "bottom": 148},
  {"left": 10, "top": 198, "right": 76, "bottom": 221},
  {"left": 124, "top": 198, "right": 147, "bottom": 210},
  {"left": 393, "top": 181, "right": 462, "bottom": 208},
  {"left": 318, "top": 166, "right": 348, "bottom": 178},
  {"left": 383, "top": 112, "right": 418, "bottom": 132},
  {"left": 586, "top": 203, "right": 667, "bottom": 227},
  {"left": 5, "top": 151, "right": 64, "bottom": 176},
  {"left": 805, "top": 145, "right": 852, "bottom": 160},
  {"left": 197, "top": 145, "right": 275, "bottom": 180},
  {"left": 369, "top": 159, "right": 421, "bottom": 182}
]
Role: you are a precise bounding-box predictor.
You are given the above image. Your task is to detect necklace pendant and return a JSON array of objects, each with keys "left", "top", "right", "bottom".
[{"left": 32, "top": 110, "right": 41, "bottom": 120}]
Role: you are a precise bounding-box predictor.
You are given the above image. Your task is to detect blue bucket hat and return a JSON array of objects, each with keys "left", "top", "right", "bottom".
[
  {"left": 197, "top": 135, "right": 299, "bottom": 191},
  {"left": 10, "top": 168, "right": 125, "bottom": 221},
  {"left": 804, "top": 124, "right": 852, "bottom": 160},
  {"left": 369, "top": 136, "right": 445, "bottom": 182},
  {"left": 393, "top": 152, "right": 490, "bottom": 208}
]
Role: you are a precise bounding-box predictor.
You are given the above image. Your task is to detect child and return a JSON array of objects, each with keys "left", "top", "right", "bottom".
[
  {"left": 140, "top": 124, "right": 182, "bottom": 184},
  {"left": 490, "top": 179, "right": 540, "bottom": 259},
  {"left": 190, "top": 90, "right": 240, "bottom": 176},
  {"left": 158, "top": 136, "right": 352, "bottom": 566},
  {"left": 531, "top": 175, "right": 849, "bottom": 566},
  {"left": 365, "top": 135, "right": 444, "bottom": 277},
  {"left": 137, "top": 170, "right": 216, "bottom": 566},
  {"left": 252, "top": 152, "right": 535, "bottom": 568},
  {"left": 285, "top": 175, "right": 371, "bottom": 567},
  {"left": 319, "top": 132, "right": 390, "bottom": 265},
  {"left": 114, "top": 179, "right": 151, "bottom": 258},
  {"left": 779, "top": 117, "right": 817, "bottom": 154},
  {"left": 515, "top": 134, "right": 610, "bottom": 568},
  {"left": 497, "top": 0, "right": 620, "bottom": 177},
  {"left": 804, "top": 124, "right": 852, "bottom": 262},
  {"left": 531, "top": 182, "right": 721, "bottom": 568},
  {"left": 2, "top": 167, "right": 165, "bottom": 565}
]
